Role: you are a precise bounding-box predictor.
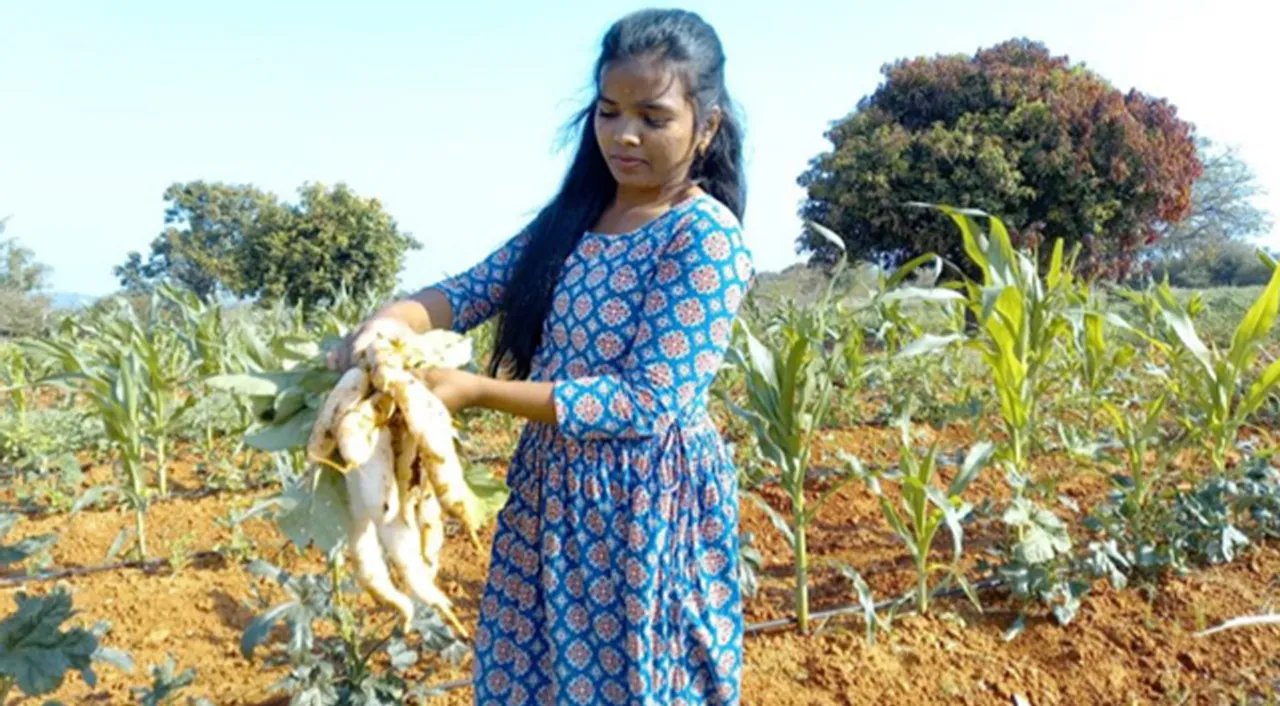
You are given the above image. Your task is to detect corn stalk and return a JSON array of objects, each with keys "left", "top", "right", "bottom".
[
  {"left": 22, "top": 337, "right": 153, "bottom": 559},
  {"left": 845, "top": 427, "right": 991, "bottom": 614},
  {"left": 898, "top": 204, "right": 1079, "bottom": 487},
  {"left": 722, "top": 224, "right": 851, "bottom": 634},
  {"left": 1140, "top": 262, "right": 1280, "bottom": 473}
]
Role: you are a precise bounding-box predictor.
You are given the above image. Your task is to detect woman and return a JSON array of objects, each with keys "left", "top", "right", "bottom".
[{"left": 332, "top": 9, "right": 753, "bottom": 704}]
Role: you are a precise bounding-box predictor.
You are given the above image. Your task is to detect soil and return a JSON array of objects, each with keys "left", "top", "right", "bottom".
[{"left": 2, "top": 421, "right": 1279, "bottom": 706}]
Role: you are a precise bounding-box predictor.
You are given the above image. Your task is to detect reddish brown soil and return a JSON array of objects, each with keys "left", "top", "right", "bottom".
[{"left": 3, "top": 423, "right": 1279, "bottom": 705}]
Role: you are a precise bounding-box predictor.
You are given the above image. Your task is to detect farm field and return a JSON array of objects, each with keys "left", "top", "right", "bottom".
[{"left": 3, "top": 212, "right": 1280, "bottom": 705}]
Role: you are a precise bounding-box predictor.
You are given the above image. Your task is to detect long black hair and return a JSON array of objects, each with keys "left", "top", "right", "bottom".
[{"left": 487, "top": 8, "right": 746, "bottom": 380}]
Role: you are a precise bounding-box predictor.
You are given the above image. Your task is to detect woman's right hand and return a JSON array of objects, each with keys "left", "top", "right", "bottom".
[{"left": 326, "top": 315, "right": 418, "bottom": 371}]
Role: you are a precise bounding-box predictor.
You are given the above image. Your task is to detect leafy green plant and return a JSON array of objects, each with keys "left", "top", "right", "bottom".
[
  {"left": 1080, "top": 395, "right": 1184, "bottom": 578},
  {"left": 240, "top": 555, "right": 466, "bottom": 705},
  {"left": 1067, "top": 302, "right": 1138, "bottom": 434},
  {"left": 130, "top": 654, "right": 213, "bottom": 706},
  {"left": 845, "top": 423, "right": 992, "bottom": 615},
  {"left": 1141, "top": 263, "right": 1280, "bottom": 472},
  {"left": 736, "top": 531, "right": 765, "bottom": 601},
  {"left": 722, "top": 224, "right": 851, "bottom": 633},
  {"left": 0, "top": 515, "right": 134, "bottom": 704},
  {"left": 899, "top": 204, "right": 1080, "bottom": 485},
  {"left": 25, "top": 335, "right": 157, "bottom": 559},
  {"left": 995, "top": 497, "right": 1088, "bottom": 638}
]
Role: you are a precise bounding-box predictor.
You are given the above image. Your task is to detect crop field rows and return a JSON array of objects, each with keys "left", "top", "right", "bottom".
[{"left": 2, "top": 209, "right": 1280, "bottom": 705}]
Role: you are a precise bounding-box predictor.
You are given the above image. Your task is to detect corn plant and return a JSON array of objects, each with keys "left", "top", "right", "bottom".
[
  {"left": 844, "top": 423, "right": 991, "bottom": 615},
  {"left": 899, "top": 204, "right": 1080, "bottom": 486},
  {"left": 1065, "top": 295, "right": 1138, "bottom": 435},
  {"left": 38, "top": 296, "right": 198, "bottom": 496},
  {"left": 1140, "top": 263, "right": 1280, "bottom": 473},
  {"left": 24, "top": 336, "right": 155, "bottom": 559},
  {"left": 722, "top": 223, "right": 851, "bottom": 633}
]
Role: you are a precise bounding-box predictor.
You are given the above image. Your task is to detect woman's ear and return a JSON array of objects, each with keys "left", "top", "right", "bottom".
[{"left": 698, "top": 106, "right": 723, "bottom": 156}]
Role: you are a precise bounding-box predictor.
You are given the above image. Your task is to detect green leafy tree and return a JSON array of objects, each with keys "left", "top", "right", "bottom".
[
  {"left": 114, "top": 182, "right": 279, "bottom": 302},
  {"left": 0, "top": 219, "right": 53, "bottom": 336},
  {"left": 797, "top": 39, "right": 1202, "bottom": 280},
  {"left": 240, "top": 182, "right": 420, "bottom": 312},
  {"left": 114, "top": 182, "right": 419, "bottom": 312},
  {"left": 0, "top": 219, "right": 51, "bottom": 294}
]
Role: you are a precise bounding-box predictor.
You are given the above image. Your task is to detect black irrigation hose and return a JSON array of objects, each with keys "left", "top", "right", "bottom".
[{"left": 0, "top": 550, "right": 227, "bottom": 588}]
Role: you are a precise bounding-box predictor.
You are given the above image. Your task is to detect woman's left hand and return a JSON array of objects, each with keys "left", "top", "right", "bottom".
[{"left": 420, "top": 368, "right": 487, "bottom": 415}]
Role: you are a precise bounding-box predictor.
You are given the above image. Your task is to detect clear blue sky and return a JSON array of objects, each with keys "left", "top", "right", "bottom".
[{"left": 2, "top": 0, "right": 1274, "bottom": 297}]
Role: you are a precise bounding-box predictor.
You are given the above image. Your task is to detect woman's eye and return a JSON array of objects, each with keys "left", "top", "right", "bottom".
[
  {"left": 596, "top": 108, "right": 619, "bottom": 119},
  {"left": 645, "top": 116, "right": 670, "bottom": 128}
]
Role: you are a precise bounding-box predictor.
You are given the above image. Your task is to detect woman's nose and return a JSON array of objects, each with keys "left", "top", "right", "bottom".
[{"left": 614, "top": 120, "right": 642, "bottom": 147}]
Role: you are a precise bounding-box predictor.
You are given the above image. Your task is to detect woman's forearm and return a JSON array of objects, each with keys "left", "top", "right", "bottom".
[
  {"left": 476, "top": 377, "right": 558, "bottom": 426},
  {"left": 376, "top": 287, "right": 454, "bottom": 333}
]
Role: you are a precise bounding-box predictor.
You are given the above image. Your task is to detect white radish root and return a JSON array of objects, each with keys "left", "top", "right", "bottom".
[
  {"left": 343, "top": 424, "right": 416, "bottom": 631},
  {"left": 376, "top": 367, "right": 484, "bottom": 550},
  {"left": 307, "top": 366, "right": 369, "bottom": 464},
  {"left": 308, "top": 327, "right": 487, "bottom": 639},
  {"left": 377, "top": 509, "right": 468, "bottom": 637}
]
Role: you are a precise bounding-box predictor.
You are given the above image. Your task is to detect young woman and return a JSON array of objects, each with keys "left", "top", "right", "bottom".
[{"left": 332, "top": 9, "right": 753, "bottom": 704}]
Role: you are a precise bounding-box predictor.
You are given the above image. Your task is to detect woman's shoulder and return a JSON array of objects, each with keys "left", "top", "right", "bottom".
[{"left": 674, "top": 192, "right": 742, "bottom": 234}]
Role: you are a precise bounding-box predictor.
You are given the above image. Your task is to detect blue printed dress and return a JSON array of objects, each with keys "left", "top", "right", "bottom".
[{"left": 431, "top": 193, "right": 754, "bottom": 706}]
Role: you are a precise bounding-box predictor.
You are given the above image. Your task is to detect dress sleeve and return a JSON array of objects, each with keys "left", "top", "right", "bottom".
[
  {"left": 427, "top": 231, "right": 530, "bottom": 334},
  {"left": 552, "top": 202, "right": 754, "bottom": 440}
]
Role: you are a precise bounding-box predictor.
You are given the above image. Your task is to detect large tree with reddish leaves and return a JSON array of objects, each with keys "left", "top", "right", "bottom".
[{"left": 797, "top": 39, "right": 1202, "bottom": 279}]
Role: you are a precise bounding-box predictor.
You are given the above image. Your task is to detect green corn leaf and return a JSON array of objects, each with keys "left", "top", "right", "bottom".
[
  {"left": 1045, "top": 238, "right": 1065, "bottom": 290},
  {"left": 925, "top": 486, "right": 966, "bottom": 562},
  {"left": 896, "top": 333, "right": 964, "bottom": 359},
  {"left": 878, "top": 287, "right": 966, "bottom": 305},
  {"left": 1241, "top": 355, "right": 1280, "bottom": 418},
  {"left": 1159, "top": 306, "right": 1214, "bottom": 379},
  {"left": 878, "top": 498, "right": 914, "bottom": 557},
  {"left": 949, "top": 441, "right": 994, "bottom": 497},
  {"left": 745, "top": 492, "right": 794, "bottom": 546},
  {"left": 741, "top": 326, "right": 776, "bottom": 390},
  {"left": 805, "top": 221, "right": 847, "bottom": 253},
  {"left": 833, "top": 562, "right": 880, "bottom": 645},
  {"left": 70, "top": 485, "right": 121, "bottom": 517},
  {"left": 953, "top": 571, "right": 983, "bottom": 613},
  {"left": 885, "top": 252, "right": 942, "bottom": 289},
  {"left": 1228, "top": 259, "right": 1280, "bottom": 373}
]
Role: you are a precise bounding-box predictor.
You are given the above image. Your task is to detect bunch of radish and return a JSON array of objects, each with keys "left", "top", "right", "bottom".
[{"left": 306, "top": 329, "right": 483, "bottom": 638}]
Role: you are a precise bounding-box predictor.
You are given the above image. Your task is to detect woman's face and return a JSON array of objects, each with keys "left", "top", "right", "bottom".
[{"left": 594, "top": 57, "right": 712, "bottom": 194}]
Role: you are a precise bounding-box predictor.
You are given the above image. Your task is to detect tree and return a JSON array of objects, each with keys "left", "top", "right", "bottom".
[
  {"left": 0, "top": 219, "right": 51, "bottom": 294},
  {"left": 114, "top": 182, "right": 280, "bottom": 301},
  {"left": 1149, "top": 137, "right": 1272, "bottom": 258},
  {"left": 0, "top": 218, "right": 53, "bottom": 336},
  {"left": 240, "top": 182, "right": 421, "bottom": 312},
  {"left": 797, "top": 39, "right": 1202, "bottom": 280},
  {"left": 114, "top": 181, "right": 419, "bottom": 311}
]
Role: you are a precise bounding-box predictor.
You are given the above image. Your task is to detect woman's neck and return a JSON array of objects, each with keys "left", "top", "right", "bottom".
[{"left": 613, "top": 180, "right": 700, "bottom": 211}]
